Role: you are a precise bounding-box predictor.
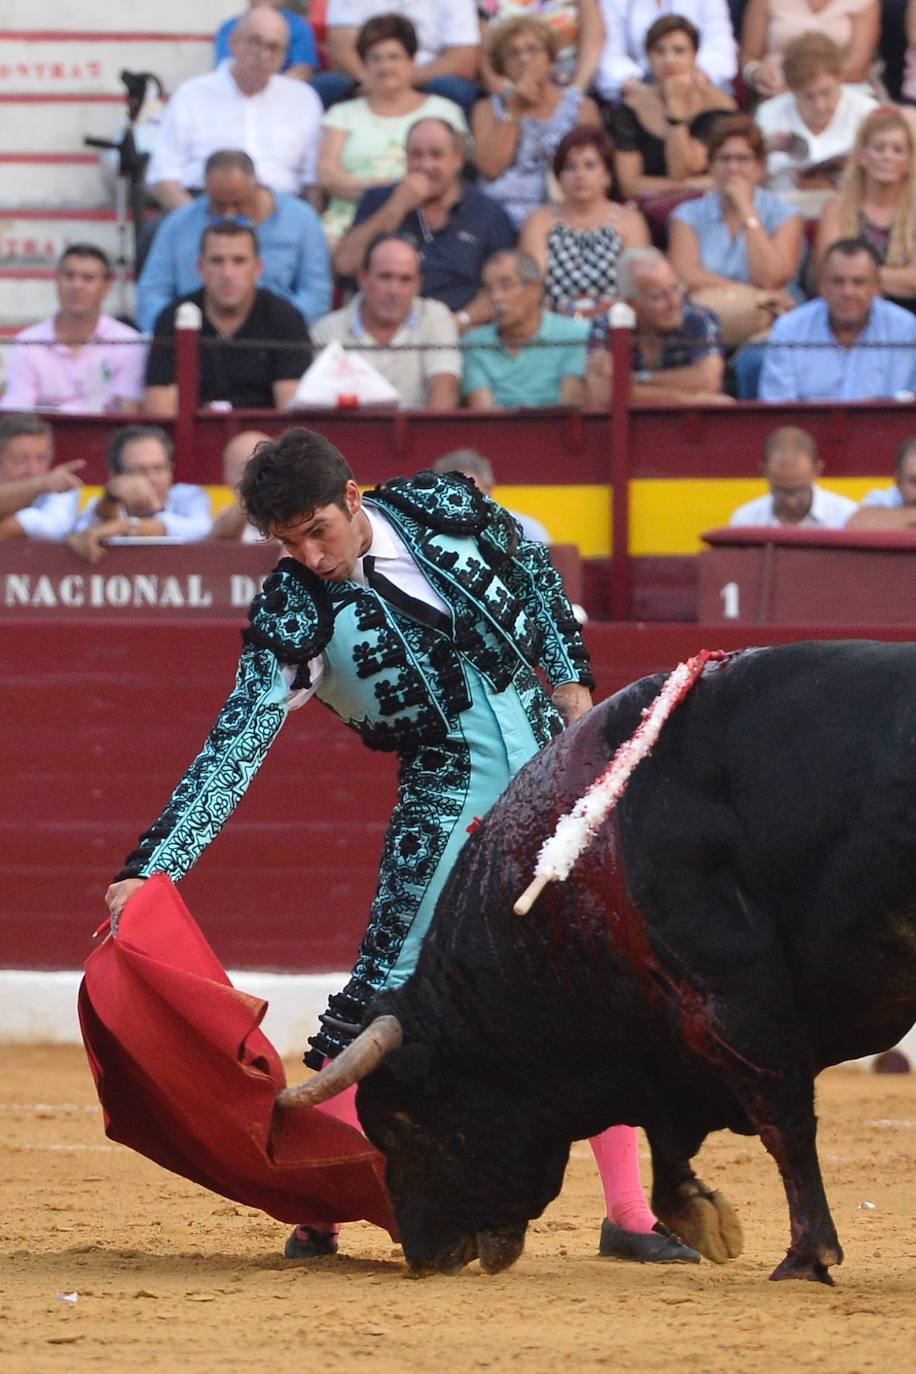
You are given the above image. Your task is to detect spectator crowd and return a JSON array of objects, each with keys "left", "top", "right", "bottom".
[{"left": 3, "top": 0, "right": 916, "bottom": 550}]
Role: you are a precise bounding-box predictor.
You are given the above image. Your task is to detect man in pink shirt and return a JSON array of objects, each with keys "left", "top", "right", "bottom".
[{"left": 1, "top": 245, "right": 146, "bottom": 414}]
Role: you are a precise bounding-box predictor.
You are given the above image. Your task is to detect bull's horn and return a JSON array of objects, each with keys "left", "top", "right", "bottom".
[{"left": 276, "top": 1014, "right": 403, "bottom": 1110}]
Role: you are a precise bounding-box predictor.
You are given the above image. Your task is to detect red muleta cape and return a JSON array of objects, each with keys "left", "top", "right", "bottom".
[{"left": 78, "top": 874, "right": 397, "bottom": 1236}]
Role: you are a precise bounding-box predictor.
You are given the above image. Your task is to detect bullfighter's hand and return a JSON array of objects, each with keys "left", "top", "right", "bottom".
[
  {"left": 552, "top": 682, "right": 593, "bottom": 725},
  {"left": 105, "top": 878, "right": 147, "bottom": 936}
]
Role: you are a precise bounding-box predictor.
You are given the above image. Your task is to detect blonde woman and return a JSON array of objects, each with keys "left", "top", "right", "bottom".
[
  {"left": 477, "top": 0, "right": 606, "bottom": 94},
  {"left": 473, "top": 14, "right": 601, "bottom": 228},
  {"left": 814, "top": 106, "right": 916, "bottom": 307}
]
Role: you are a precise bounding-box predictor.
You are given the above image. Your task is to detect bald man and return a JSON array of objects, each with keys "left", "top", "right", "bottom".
[
  {"left": 211, "top": 430, "right": 274, "bottom": 542},
  {"left": 729, "top": 426, "right": 856, "bottom": 528},
  {"left": 147, "top": 7, "right": 323, "bottom": 211}
]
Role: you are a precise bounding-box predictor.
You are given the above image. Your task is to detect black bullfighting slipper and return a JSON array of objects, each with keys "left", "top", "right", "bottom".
[
  {"left": 284, "top": 1225, "right": 340, "bottom": 1259},
  {"left": 599, "top": 1219, "right": 701, "bottom": 1264}
]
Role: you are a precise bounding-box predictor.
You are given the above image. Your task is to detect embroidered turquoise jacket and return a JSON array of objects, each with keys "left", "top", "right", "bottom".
[{"left": 116, "top": 472, "right": 593, "bottom": 884}]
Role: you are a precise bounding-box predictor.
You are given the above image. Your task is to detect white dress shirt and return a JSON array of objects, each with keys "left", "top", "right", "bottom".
[
  {"left": 13, "top": 489, "right": 80, "bottom": 541},
  {"left": 729, "top": 483, "right": 857, "bottom": 529},
  {"left": 326, "top": 0, "right": 480, "bottom": 66},
  {"left": 146, "top": 64, "right": 322, "bottom": 194},
  {"left": 285, "top": 506, "right": 450, "bottom": 709},
  {"left": 75, "top": 482, "right": 213, "bottom": 541},
  {"left": 596, "top": 0, "right": 737, "bottom": 99}
]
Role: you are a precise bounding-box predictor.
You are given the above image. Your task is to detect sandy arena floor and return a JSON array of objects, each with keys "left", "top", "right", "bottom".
[{"left": 2, "top": 1045, "right": 915, "bottom": 1374}]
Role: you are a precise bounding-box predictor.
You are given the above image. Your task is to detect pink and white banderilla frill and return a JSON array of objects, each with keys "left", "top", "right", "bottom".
[{"left": 513, "top": 650, "right": 727, "bottom": 916}]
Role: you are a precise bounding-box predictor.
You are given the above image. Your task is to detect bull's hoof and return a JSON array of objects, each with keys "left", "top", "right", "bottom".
[
  {"left": 654, "top": 1180, "right": 743, "bottom": 1265},
  {"left": 769, "top": 1251, "right": 837, "bottom": 1285},
  {"left": 599, "top": 1219, "right": 701, "bottom": 1264},
  {"left": 404, "top": 1233, "right": 479, "bottom": 1278},
  {"left": 478, "top": 1226, "right": 526, "bottom": 1274}
]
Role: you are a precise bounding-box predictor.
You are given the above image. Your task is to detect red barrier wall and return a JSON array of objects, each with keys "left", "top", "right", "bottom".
[{"left": 4, "top": 617, "right": 915, "bottom": 973}]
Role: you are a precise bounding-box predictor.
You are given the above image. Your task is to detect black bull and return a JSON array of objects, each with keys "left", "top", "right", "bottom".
[{"left": 286, "top": 640, "right": 916, "bottom": 1282}]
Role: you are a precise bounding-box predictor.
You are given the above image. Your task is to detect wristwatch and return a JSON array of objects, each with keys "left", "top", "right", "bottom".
[
  {"left": 743, "top": 215, "right": 762, "bottom": 231},
  {"left": 635, "top": 369, "right": 652, "bottom": 385},
  {"left": 456, "top": 309, "right": 471, "bottom": 329}
]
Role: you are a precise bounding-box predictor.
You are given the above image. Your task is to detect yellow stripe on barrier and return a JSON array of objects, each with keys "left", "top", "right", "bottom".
[{"left": 79, "top": 479, "right": 894, "bottom": 558}]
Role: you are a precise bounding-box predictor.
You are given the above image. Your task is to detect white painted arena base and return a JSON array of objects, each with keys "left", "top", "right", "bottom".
[
  {"left": 3, "top": 971, "right": 916, "bottom": 1068},
  {"left": 0, "top": 970, "right": 348, "bottom": 1059}
]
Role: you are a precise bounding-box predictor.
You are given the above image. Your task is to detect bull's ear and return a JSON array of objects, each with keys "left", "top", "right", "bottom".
[{"left": 386, "top": 1041, "right": 438, "bottom": 1087}]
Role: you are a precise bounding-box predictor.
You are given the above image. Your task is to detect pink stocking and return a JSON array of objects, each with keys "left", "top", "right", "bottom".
[{"left": 589, "top": 1124, "right": 657, "bottom": 1233}]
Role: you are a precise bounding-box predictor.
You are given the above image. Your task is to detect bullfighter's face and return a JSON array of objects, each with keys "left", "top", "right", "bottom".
[
  {"left": 269, "top": 478, "right": 372, "bottom": 581},
  {"left": 357, "top": 1063, "right": 570, "bottom": 1277}
]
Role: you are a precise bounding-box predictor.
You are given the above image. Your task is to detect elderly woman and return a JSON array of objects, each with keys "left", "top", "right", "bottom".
[
  {"left": 740, "top": 0, "right": 881, "bottom": 98},
  {"left": 611, "top": 14, "right": 735, "bottom": 203},
  {"left": 667, "top": 113, "right": 804, "bottom": 343},
  {"left": 814, "top": 105, "right": 916, "bottom": 308},
  {"left": 472, "top": 14, "right": 601, "bottom": 229},
  {"left": 478, "top": 0, "right": 606, "bottom": 93},
  {"left": 519, "top": 126, "right": 650, "bottom": 335},
  {"left": 755, "top": 31, "right": 876, "bottom": 211},
  {"left": 318, "top": 13, "right": 467, "bottom": 243}
]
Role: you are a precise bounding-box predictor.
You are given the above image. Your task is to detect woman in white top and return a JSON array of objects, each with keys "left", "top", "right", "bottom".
[
  {"left": 755, "top": 31, "right": 876, "bottom": 211},
  {"left": 318, "top": 13, "right": 467, "bottom": 243}
]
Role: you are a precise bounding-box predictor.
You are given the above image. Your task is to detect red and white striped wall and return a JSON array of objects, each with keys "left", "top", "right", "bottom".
[{"left": 1, "top": 1, "right": 232, "bottom": 329}]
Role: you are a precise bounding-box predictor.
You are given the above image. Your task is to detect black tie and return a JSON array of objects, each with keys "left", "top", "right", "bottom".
[{"left": 362, "top": 554, "right": 451, "bottom": 634}]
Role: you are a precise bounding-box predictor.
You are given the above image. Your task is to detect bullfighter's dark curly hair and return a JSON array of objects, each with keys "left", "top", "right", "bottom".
[{"left": 238, "top": 427, "right": 354, "bottom": 534}]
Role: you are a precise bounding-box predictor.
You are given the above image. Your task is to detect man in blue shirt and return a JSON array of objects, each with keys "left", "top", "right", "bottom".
[
  {"left": 214, "top": 0, "right": 318, "bottom": 80},
  {"left": 333, "top": 119, "right": 516, "bottom": 328},
  {"left": 137, "top": 149, "right": 331, "bottom": 334},
  {"left": 759, "top": 238, "right": 916, "bottom": 402}
]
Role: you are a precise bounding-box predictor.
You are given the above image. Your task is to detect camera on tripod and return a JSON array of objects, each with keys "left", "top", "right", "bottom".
[{"left": 84, "top": 69, "right": 165, "bottom": 313}]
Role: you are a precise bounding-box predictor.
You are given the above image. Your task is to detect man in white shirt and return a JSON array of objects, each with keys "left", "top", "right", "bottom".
[
  {"left": 318, "top": 0, "right": 481, "bottom": 116},
  {"left": 1, "top": 245, "right": 146, "bottom": 415},
  {"left": 69, "top": 425, "right": 212, "bottom": 564},
  {"left": 0, "top": 414, "right": 83, "bottom": 543},
  {"left": 595, "top": 0, "right": 736, "bottom": 100},
  {"left": 846, "top": 436, "right": 916, "bottom": 531},
  {"left": 310, "top": 235, "right": 461, "bottom": 409},
  {"left": 729, "top": 426, "right": 856, "bottom": 528},
  {"left": 147, "top": 7, "right": 323, "bottom": 212}
]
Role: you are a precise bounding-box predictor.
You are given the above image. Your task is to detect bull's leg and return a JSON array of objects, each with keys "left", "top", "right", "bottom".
[
  {"left": 649, "top": 1143, "right": 743, "bottom": 1265},
  {"left": 717, "top": 1056, "right": 842, "bottom": 1284},
  {"left": 755, "top": 1106, "right": 843, "bottom": 1284}
]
